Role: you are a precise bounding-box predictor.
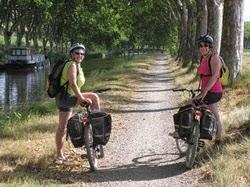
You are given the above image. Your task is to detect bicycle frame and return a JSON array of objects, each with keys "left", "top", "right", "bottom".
[
  {"left": 79, "top": 102, "right": 105, "bottom": 171},
  {"left": 172, "top": 88, "right": 207, "bottom": 169}
]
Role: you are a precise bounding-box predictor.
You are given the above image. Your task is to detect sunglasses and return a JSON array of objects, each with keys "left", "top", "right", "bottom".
[
  {"left": 74, "top": 52, "right": 85, "bottom": 56},
  {"left": 199, "top": 43, "right": 209, "bottom": 48}
]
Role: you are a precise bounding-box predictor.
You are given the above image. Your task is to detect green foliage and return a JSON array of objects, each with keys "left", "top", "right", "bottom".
[
  {"left": 0, "top": 0, "right": 178, "bottom": 53},
  {"left": 244, "top": 22, "right": 250, "bottom": 48},
  {"left": 244, "top": 22, "right": 250, "bottom": 38},
  {"left": 234, "top": 68, "right": 250, "bottom": 89},
  {"left": 0, "top": 35, "right": 3, "bottom": 45}
]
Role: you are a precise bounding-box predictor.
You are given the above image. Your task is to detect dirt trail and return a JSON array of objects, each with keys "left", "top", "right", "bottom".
[{"left": 83, "top": 54, "right": 208, "bottom": 187}]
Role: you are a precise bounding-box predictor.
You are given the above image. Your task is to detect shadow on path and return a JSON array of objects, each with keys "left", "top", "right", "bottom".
[
  {"left": 86, "top": 152, "right": 187, "bottom": 183},
  {"left": 111, "top": 106, "right": 179, "bottom": 114}
]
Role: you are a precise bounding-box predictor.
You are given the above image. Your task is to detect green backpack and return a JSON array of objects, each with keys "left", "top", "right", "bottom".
[{"left": 203, "top": 54, "right": 230, "bottom": 86}]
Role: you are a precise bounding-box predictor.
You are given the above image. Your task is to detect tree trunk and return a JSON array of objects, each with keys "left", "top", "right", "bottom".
[
  {"left": 3, "top": 30, "right": 11, "bottom": 51},
  {"left": 25, "top": 32, "right": 31, "bottom": 47},
  {"left": 177, "top": 0, "right": 188, "bottom": 64},
  {"left": 193, "top": 0, "right": 207, "bottom": 64},
  {"left": 220, "top": 0, "right": 244, "bottom": 84},
  {"left": 183, "top": 0, "right": 195, "bottom": 66},
  {"left": 33, "top": 37, "right": 39, "bottom": 50},
  {"left": 207, "top": 0, "right": 223, "bottom": 53},
  {"left": 42, "top": 39, "right": 48, "bottom": 53},
  {"left": 16, "top": 25, "right": 25, "bottom": 47}
]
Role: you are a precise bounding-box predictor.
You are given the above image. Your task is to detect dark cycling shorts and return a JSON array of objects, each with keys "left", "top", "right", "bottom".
[
  {"left": 203, "top": 91, "right": 222, "bottom": 105},
  {"left": 55, "top": 93, "right": 77, "bottom": 112}
]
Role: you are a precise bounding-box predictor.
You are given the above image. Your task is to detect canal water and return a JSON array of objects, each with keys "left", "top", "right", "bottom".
[{"left": 0, "top": 66, "right": 50, "bottom": 110}]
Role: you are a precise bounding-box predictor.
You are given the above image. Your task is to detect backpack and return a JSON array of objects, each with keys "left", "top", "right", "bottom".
[
  {"left": 205, "top": 54, "right": 230, "bottom": 86},
  {"left": 47, "top": 59, "right": 69, "bottom": 98}
]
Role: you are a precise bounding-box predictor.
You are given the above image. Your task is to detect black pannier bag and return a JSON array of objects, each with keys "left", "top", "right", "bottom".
[
  {"left": 200, "top": 108, "right": 216, "bottom": 140},
  {"left": 90, "top": 111, "right": 112, "bottom": 145},
  {"left": 173, "top": 104, "right": 194, "bottom": 138},
  {"left": 67, "top": 113, "right": 85, "bottom": 148}
]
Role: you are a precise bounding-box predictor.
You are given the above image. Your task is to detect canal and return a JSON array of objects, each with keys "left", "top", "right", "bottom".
[{"left": 0, "top": 67, "right": 50, "bottom": 110}]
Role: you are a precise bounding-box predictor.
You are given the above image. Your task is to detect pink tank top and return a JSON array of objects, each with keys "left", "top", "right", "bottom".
[{"left": 197, "top": 57, "right": 223, "bottom": 93}]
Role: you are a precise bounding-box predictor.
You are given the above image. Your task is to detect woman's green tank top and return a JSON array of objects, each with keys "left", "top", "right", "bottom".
[{"left": 60, "top": 60, "right": 85, "bottom": 95}]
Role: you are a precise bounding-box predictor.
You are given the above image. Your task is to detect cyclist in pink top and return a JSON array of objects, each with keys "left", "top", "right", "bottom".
[{"left": 196, "top": 34, "right": 223, "bottom": 144}]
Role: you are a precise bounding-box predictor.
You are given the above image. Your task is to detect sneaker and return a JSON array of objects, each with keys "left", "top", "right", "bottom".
[{"left": 54, "top": 155, "right": 67, "bottom": 164}]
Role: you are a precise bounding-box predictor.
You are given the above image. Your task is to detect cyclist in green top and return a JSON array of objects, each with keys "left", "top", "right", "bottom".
[{"left": 55, "top": 43, "right": 100, "bottom": 164}]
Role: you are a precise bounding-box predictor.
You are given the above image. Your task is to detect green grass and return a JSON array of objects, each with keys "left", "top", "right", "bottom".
[
  {"left": 82, "top": 56, "right": 137, "bottom": 91},
  {"left": 0, "top": 100, "right": 56, "bottom": 139}
]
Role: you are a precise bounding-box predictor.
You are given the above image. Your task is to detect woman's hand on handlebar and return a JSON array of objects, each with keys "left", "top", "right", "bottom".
[
  {"left": 193, "top": 93, "right": 202, "bottom": 101},
  {"left": 79, "top": 97, "right": 92, "bottom": 107},
  {"left": 192, "top": 94, "right": 204, "bottom": 107}
]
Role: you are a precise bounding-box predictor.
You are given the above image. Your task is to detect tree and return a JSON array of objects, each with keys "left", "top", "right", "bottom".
[
  {"left": 192, "top": 0, "right": 207, "bottom": 65},
  {"left": 220, "top": 0, "right": 244, "bottom": 84},
  {"left": 176, "top": 0, "right": 188, "bottom": 62},
  {"left": 207, "top": 0, "right": 223, "bottom": 53}
]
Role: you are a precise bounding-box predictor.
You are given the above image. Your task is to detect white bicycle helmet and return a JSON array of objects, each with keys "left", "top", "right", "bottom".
[
  {"left": 69, "top": 43, "right": 86, "bottom": 54},
  {"left": 197, "top": 34, "right": 214, "bottom": 44},
  {"left": 197, "top": 34, "right": 214, "bottom": 48}
]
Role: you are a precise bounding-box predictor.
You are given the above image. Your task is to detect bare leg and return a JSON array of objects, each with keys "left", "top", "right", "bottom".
[
  {"left": 207, "top": 102, "right": 222, "bottom": 140},
  {"left": 56, "top": 111, "right": 72, "bottom": 157},
  {"left": 81, "top": 92, "right": 100, "bottom": 111}
]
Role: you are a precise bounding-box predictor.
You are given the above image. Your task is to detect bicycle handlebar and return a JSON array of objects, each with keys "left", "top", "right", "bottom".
[
  {"left": 80, "top": 101, "right": 90, "bottom": 108},
  {"left": 172, "top": 88, "right": 201, "bottom": 96},
  {"left": 172, "top": 88, "right": 201, "bottom": 92}
]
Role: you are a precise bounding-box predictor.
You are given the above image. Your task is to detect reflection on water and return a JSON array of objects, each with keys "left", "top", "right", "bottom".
[{"left": 0, "top": 67, "right": 50, "bottom": 110}]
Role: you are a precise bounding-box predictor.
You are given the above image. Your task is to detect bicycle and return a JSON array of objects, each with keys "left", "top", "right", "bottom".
[
  {"left": 80, "top": 102, "right": 105, "bottom": 171},
  {"left": 172, "top": 88, "right": 217, "bottom": 169},
  {"left": 67, "top": 88, "right": 112, "bottom": 171}
]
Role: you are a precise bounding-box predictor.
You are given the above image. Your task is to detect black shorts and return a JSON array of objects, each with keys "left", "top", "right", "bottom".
[
  {"left": 203, "top": 91, "right": 222, "bottom": 105},
  {"left": 55, "top": 93, "right": 77, "bottom": 112}
]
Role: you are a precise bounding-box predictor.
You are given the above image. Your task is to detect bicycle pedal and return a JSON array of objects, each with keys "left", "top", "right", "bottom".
[{"left": 199, "top": 140, "right": 205, "bottom": 147}]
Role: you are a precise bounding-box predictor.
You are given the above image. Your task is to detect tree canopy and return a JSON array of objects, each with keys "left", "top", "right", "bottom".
[
  {"left": 0, "top": 0, "right": 178, "bottom": 53},
  {"left": 0, "top": 0, "right": 246, "bottom": 84}
]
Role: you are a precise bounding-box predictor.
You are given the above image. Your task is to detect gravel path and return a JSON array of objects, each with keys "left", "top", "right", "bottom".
[{"left": 85, "top": 54, "right": 207, "bottom": 187}]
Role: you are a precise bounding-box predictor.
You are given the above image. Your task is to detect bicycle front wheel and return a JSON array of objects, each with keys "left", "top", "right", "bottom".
[
  {"left": 176, "top": 138, "right": 188, "bottom": 154},
  {"left": 84, "top": 124, "right": 98, "bottom": 171},
  {"left": 185, "top": 121, "right": 200, "bottom": 169}
]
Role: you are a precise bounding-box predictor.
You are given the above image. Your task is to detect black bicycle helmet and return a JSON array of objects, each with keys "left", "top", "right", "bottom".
[
  {"left": 197, "top": 34, "right": 214, "bottom": 45},
  {"left": 69, "top": 43, "right": 86, "bottom": 54}
]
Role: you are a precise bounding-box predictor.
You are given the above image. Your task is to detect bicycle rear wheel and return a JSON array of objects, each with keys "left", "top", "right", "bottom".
[
  {"left": 84, "top": 124, "right": 98, "bottom": 171},
  {"left": 185, "top": 121, "right": 200, "bottom": 169},
  {"left": 176, "top": 138, "right": 188, "bottom": 154}
]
